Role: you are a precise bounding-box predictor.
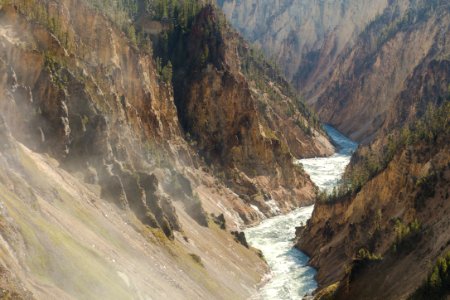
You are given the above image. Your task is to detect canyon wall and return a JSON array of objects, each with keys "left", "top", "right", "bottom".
[
  {"left": 297, "top": 102, "right": 450, "bottom": 299},
  {"left": 219, "top": 0, "right": 450, "bottom": 298},
  {"left": 169, "top": 6, "right": 333, "bottom": 216},
  {"left": 219, "top": 0, "right": 388, "bottom": 92},
  {"left": 316, "top": 0, "right": 450, "bottom": 142},
  {"left": 0, "top": 0, "right": 333, "bottom": 297},
  {"left": 219, "top": 0, "right": 450, "bottom": 143}
]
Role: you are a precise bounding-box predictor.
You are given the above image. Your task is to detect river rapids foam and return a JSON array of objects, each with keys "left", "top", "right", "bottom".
[{"left": 245, "top": 125, "right": 357, "bottom": 299}]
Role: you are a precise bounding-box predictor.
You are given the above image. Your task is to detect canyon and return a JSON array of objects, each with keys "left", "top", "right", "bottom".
[
  {"left": 0, "top": 0, "right": 332, "bottom": 298},
  {"left": 297, "top": 102, "right": 449, "bottom": 299},
  {"left": 220, "top": 0, "right": 450, "bottom": 299},
  {"left": 0, "top": 0, "right": 448, "bottom": 299},
  {"left": 219, "top": 0, "right": 450, "bottom": 143}
]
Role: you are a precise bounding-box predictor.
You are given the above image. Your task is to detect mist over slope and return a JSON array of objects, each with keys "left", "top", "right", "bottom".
[
  {"left": 0, "top": 0, "right": 334, "bottom": 298},
  {"left": 0, "top": 121, "right": 266, "bottom": 299}
]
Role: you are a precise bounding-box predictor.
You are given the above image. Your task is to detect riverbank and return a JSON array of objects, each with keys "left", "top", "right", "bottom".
[{"left": 245, "top": 126, "right": 357, "bottom": 299}]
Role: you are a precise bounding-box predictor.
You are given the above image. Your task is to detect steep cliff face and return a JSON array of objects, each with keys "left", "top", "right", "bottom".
[
  {"left": 218, "top": 0, "right": 389, "bottom": 93},
  {"left": 220, "top": 0, "right": 450, "bottom": 144},
  {"left": 0, "top": 0, "right": 307, "bottom": 297},
  {"left": 316, "top": 0, "right": 450, "bottom": 142},
  {"left": 382, "top": 59, "right": 450, "bottom": 135},
  {"left": 297, "top": 103, "right": 450, "bottom": 299},
  {"left": 0, "top": 0, "right": 191, "bottom": 237},
  {"left": 167, "top": 5, "right": 333, "bottom": 215},
  {"left": 0, "top": 117, "right": 268, "bottom": 299},
  {"left": 0, "top": 0, "right": 335, "bottom": 297}
]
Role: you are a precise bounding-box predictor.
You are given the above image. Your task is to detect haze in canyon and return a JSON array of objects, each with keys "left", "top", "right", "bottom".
[{"left": 0, "top": 0, "right": 448, "bottom": 299}]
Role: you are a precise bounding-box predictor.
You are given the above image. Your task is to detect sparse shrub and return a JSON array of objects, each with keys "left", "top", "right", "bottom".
[
  {"left": 326, "top": 102, "right": 450, "bottom": 205},
  {"left": 392, "top": 219, "right": 422, "bottom": 253},
  {"left": 410, "top": 251, "right": 450, "bottom": 299},
  {"left": 127, "top": 25, "right": 137, "bottom": 46},
  {"left": 356, "top": 248, "right": 382, "bottom": 261},
  {"left": 313, "top": 282, "right": 339, "bottom": 300},
  {"left": 212, "top": 213, "right": 226, "bottom": 230},
  {"left": 348, "top": 248, "right": 382, "bottom": 283},
  {"left": 189, "top": 253, "right": 204, "bottom": 267},
  {"left": 415, "top": 170, "right": 439, "bottom": 210},
  {"left": 161, "top": 61, "right": 173, "bottom": 83}
]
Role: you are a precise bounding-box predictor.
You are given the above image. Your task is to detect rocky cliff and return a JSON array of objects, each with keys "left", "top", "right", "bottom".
[
  {"left": 219, "top": 0, "right": 450, "bottom": 144},
  {"left": 296, "top": 102, "right": 450, "bottom": 299},
  {"left": 0, "top": 114, "right": 268, "bottom": 299},
  {"left": 315, "top": 0, "right": 450, "bottom": 142},
  {"left": 219, "top": 0, "right": 450, "bottom": 298},
  {"left": 165, "top": 5, "right": 333, "bottom": 216},
  {"left": 218, "top": 0, "right": 388, "bottom": 93},
  {"left": 0, "top": 0, "right": 333, "bottom": 298}
]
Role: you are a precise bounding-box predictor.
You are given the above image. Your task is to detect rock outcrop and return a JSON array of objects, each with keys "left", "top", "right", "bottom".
[
  {"left": 219, "top": 0, "right": 450, "bottom": 144},
  {"left": 0, "top": 0, "right": 334, "bottom": 298},
  {"left": 315, "top": 0, "right": 450, "bottom": 142},
  {"left": 167, "top": 5, "right": 333, "bottom": 215},
  {"left": 296, "top": 103, "right": 450, "bottom": 299},
  {"left": 219, "top": 0, "right": 389, "bottom": 92},
  {"left": 0, "top": 0, "right": 192, "bottom": 239}
]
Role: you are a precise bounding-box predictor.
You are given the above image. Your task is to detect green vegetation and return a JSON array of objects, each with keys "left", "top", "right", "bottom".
[
  {"left": 238, "top": 44, "right": 323, "bottom": 135},
  {"left": 189, "top": 253, "right": 204, "bottom": 267},
  {"left": 1, "top": 0, "right": 72, "bottom": 49},
  {"left": 147, "top": 0, "right": 203, "bottom": 24},
  {"left": 88, "top": 0, "right": 138, "bottom": 28},
  {"left": 320, "top": 102, "right": 450, "bottom": 204},
  {"left": 349, "top": 248, "right": 382, "bottom": 283},
  {"left": 44, "top": 53, "right": 69, "bottom": 90},
  {"left": 411, "top": 251, "right": 450, "bottom": 300},
  {"left": 356, "top": 248, "right": 382, "bottom": 261},
  {"left": 415, "top": 170, "right": 439, "bottom": 210},
  {"left": 392, "top": 219, "right": 422, "bottom": 253},
  {"left": 149, "top": 0, "right": 203, "bottom": 48},
  {"left": 147, "top": 1, "right": 210, "bottom": 83},
  {"left": 161, "top": 60, "right": 173, "bottom": 82},
  {"left": 313, "top": 282, "right": 339, "bottom": 300},
  {"left": 316, "top": 185, "right": 353, "bottom": 204},
  {"left": 351, "top": 102, "right": 449, "bottom": 187}
]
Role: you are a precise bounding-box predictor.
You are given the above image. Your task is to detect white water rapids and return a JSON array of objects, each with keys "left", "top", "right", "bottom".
[{"left": 245, "top": 125, "right": 357, "bottom": 299}]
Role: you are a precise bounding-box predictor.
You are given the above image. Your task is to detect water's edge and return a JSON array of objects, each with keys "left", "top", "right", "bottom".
[{"left": 245, "top": 125, "right": 357, "bottom": 299}]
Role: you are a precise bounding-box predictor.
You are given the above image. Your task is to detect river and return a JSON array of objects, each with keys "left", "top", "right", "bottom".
[{"left": 245, "top": 125, "right": 358, "bottom": 299}]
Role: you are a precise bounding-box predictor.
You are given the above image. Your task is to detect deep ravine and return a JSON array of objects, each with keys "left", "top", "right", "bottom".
[{"left": 245, "top": 125, "right": 357, "bottom": 299}]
